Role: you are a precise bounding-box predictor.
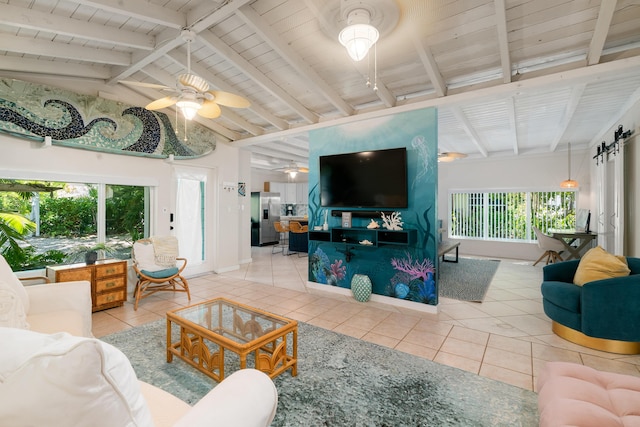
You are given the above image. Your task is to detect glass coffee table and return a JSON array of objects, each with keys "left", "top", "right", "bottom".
[{"left": 166, "top": 297, "right": 298, "bottom": 382}]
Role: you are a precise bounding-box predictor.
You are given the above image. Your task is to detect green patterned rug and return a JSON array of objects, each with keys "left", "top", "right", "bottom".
[
  {"left": 103, "top": 320, "right": 538, "bottom": 426},
  {"left": 439, "top": 258, "right": 500, "bottom": 302}
]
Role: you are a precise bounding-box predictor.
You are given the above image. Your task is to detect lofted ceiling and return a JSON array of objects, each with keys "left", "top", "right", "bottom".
[{"left": 1, "top": 0, "right": 640, "bottom": 175}]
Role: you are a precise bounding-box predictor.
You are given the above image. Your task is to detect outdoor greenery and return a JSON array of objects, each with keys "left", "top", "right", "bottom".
[
  {"left": 0, "top": 180, "right": 145, "bottom": 271},
  {"left": 450, "top": 190, "right": 577, "bottom": 240}
]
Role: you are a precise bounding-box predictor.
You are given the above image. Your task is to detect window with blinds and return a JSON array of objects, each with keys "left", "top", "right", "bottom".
[{"left": 449, "top": 190, "right": 577, "bottom": 241}]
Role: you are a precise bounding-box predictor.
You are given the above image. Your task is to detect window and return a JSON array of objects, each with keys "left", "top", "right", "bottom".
[
  {"left": 449, "top": 190, "right": 577, "bottom": 242},
  {"left": 0, "top": 179, "right": 149, "bottom": 271}
]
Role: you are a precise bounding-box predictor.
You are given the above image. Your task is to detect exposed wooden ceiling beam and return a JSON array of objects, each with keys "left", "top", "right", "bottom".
[
  {"left": 494, "top": 0, "right": 512, "bottom": 83},
  {"left": 505, "top": 97, "right": 518, "bottom": 154},
  {"left": 237, "top": 4, "right": 354, "bottom": 116},
  {"left": 413, "top": 38, "right": 446, "bottom": 97},
  {"left": 586, "top": 0, "right": 618, "bottom": 66},
  {"left": 0, "top": 3, "right": 154, "bottom": 50},
  {"left": 549, "top": 84, "right": 587, "bottom": 152},
  {"left": 72, "top": 0, "right": 185, "bottom": 29},
  {"left": 235, "top": 55, "right": 640, "bottom": 149},
  {"left": 198, "top": 31, "right": 319, "bottom": 124},
  {"left": 0, "top": 35, "right": 131, "bottom": 66},
  {"left": 107, "top": 0, "right": 252, "bottom": 85},
  {"left": 0, "top": 56, "right": 111, "bottom": 80},
  {"left": 450, "top": 106, "right": 489, "bottom": 157}
]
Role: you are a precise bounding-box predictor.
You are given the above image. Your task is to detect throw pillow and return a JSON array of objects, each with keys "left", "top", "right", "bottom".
[
  {"left": 0, "top": 282, "right": 29, "bottom": 329},
  {"left": 0, "top": 327, "right": 153, "bottom": 427},
  {"left": 133, "top": 240, "right": 164, "bottom": 272},
  {"left": 573, "top": 246, "right": 630, "bottom": 286},
  {"left": 0, "top": 255, "right": 29, "bottom": 313}
]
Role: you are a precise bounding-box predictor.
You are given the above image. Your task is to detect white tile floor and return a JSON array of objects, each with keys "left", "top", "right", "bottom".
[{"left": 92, "top": 247, "right": 640, "bottom": 392}]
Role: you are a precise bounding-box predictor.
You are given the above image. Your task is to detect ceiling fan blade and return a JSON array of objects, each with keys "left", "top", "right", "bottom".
[
  {"left": 298, "top": 167, "right": 309, "bottom": 173},
  {"left": 120, "top": 80, "right": 172, "bottom": 90},
  {"left": 198, "top": 100, "right": 222, "bottom": 118},
  {"left": 208, "top": 90, "right": 250, "bottom": 108},
  {"left": 145, "top": 97, "right": 177, "bottom": 110}
]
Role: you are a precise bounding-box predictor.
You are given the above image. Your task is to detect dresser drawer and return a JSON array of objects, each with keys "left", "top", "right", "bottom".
[
  {"left": 95, "top": 290, "right": 125, "bottom": 307},
  {"left": 56, "top": 267, "right": 92, "bottom": 282},
  {"left": 95, "top": 276, "right": 126, "bottom": 293},
  {"left": 95, "top": 262, "right": 126, "bottom": 278}
]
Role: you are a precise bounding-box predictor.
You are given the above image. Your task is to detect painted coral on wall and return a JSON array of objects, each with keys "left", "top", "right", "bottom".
[
  {"left": 307, "top": 108, "right": 439, "bottom": 305},
  {"left": 0, "top": 78, "right": 216, "bottom": 159}
]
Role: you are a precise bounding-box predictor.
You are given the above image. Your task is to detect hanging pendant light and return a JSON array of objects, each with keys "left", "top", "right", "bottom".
[
  {"left": 560, "top": 143, "right": 579, "bottom": 188},
  {"left": 338, "top": 9, "right": 379, "bottom": 61}
]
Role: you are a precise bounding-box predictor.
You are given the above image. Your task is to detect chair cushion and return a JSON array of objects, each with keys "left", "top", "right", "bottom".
[
  {"left": 574, "top": 246, "right": 630, "bottom": 286},
  {"left": 0, "top": 255, "right": 29, "bottom": 313},
  {"left": 0, "top": 327, "right": 153, "bottom": 427},
  {"left": 141, "top": 267, "right": 179, "bottom": 279},
  {"left": 0, "top": 281, "right": 29, "bottom": 329}
]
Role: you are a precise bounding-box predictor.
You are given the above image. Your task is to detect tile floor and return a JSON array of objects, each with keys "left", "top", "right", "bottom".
[{"left": 92, "top": 246, "right": 640, "bottom": 392}]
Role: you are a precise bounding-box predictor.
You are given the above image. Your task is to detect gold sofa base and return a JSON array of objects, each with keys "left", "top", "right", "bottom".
[{"left": 552, "top": 321, "right": 640, "bottom": 355}]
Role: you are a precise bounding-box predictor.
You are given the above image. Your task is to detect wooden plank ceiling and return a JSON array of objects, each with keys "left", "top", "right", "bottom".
[{"left": 0, "top": 0, "right": 639, "bottom": 173}]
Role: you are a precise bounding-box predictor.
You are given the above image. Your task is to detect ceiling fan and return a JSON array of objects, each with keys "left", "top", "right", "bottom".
[
  {"left": 438, "top": 151, "right": 468, "bottom": 162},
  {"left": 274, "top": 161, "right": 309, "bottom": 178},
  {"left": 120, "top": 30, "right": 250, "bottom": 120}
]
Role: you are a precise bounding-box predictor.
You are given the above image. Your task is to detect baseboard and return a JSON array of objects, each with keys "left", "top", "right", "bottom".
[{"left": 306, "top": 281, "right": 438, "bottom": 314}]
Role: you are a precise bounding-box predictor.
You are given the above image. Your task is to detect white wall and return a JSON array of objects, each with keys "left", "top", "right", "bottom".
[
  {"left": 0, "top": 132, "right": 248, "bottom": 274},
  {"left": 438, "top": 148, "right": 591, "bottom": 261}
]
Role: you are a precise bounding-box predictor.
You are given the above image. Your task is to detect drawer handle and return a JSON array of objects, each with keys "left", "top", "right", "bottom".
[
  {"left": 106, "top": 295, "right": 115, "bottom": 302},
  {"left": 105, "top": 281, "right": 116, "bottom": 288},
  {"left": 105, "top": 268, "right": 116, "bottom": 274}
]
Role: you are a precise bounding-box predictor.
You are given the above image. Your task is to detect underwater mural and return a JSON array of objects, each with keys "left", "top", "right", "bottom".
[
  {"left": 308, "top": 108, "right": 439, "bottom": 305},
  {"left": 0, "top": 78, "right": 216, "bottom": 159}
]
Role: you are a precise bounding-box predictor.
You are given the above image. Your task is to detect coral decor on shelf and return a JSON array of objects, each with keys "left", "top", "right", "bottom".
[{"left": 381, "top": 211, "right": 403, "bottom": 230}]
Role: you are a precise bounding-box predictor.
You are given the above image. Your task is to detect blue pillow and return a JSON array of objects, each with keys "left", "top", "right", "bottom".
[{"left": 141, "top": 267, "right": 179, "bottom": 278}]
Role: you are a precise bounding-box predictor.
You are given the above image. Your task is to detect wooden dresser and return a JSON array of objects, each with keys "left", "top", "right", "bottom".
[{"left": 46, "top": 259, "right": 128, "bottom": 312}]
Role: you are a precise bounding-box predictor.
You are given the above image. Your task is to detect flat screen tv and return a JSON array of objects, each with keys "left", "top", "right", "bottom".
[{"left": 319, "top": 147, "right": 408, "bottom": 208}]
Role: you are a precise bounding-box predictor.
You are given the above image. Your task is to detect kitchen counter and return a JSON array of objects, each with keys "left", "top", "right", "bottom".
[{"left": 281, "top": 216, "right": 308, "bottom": 222}]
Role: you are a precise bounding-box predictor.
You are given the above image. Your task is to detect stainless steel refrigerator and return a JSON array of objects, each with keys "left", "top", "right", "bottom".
[{"left": 251, "top": 192, "right": 281, "bottom": 246}]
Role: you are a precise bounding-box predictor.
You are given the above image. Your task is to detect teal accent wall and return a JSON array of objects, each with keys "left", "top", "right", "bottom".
[{"left": 308, "top": 108, "right": 439, "bottom": 305}]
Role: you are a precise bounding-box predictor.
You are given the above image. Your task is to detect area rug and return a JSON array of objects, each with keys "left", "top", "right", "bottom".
[
  {"left": 102, "top": 320, "right": 538, "bottom": 426},
  {"left": 439, "top": 258, "right": 500, "bottom": 302}
]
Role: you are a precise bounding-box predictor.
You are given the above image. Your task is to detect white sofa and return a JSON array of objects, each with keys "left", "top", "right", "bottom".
[
  {"left": 0, "top": 254, "right": 92, "bottom": 337},
  {"left": 0, "top": 327, "right": 278, "bottom": 427}
]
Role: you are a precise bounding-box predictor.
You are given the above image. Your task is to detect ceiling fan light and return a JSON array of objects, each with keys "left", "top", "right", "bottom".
[
  {"left": 176, "top": 99, "right": 201, "bottom": 120},
  {"left": 338, "top": 9, "right": 379, "bottom": 61},
  {"left": 288, "top": 170, "right": 298, "bottom": 179}
]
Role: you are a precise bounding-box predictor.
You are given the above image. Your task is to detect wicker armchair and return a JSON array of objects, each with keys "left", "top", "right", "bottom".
[{"left": 131, "top": 237, "right": 190, "bottom": 310}]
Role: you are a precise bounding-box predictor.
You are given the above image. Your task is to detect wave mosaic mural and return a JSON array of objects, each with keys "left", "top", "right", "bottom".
[
  {"left": 307, "top": 108, "right": 439, "bottom": 306},
  {"left": 0, "top": 78, "right": 216, "bottom": 159}
]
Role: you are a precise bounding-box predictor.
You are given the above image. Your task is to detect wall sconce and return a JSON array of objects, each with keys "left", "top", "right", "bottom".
[{"left": 593, "top": 125, "right": 633, "bottom": 165}]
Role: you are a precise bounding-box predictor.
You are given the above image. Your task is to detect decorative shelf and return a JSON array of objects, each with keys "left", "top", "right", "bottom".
[{"left": 309, "top": 227, "right": 416, "bottom": 247}]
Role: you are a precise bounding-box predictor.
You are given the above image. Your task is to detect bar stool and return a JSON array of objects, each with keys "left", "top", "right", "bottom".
[{"left": 273, "top": 221, "right": 289, "bottom": 255}]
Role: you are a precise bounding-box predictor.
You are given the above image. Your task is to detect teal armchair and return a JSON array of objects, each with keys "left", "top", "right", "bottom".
[{"left": 541, "top": 257, "right": 640, "bottom": 354}]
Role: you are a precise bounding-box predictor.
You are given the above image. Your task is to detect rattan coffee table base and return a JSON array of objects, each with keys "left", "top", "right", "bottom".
[{"left": 166, "top": 298, "right": 298, "bottom": 382}]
